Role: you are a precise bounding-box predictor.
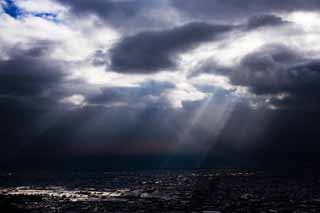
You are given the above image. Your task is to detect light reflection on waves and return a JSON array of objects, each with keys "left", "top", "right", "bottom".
[
  {"left": 0, "top": 186, "right": 171, "bottom": 202},
  {"left": 0, "top": 186, "right": 125, "bottom": 202}
]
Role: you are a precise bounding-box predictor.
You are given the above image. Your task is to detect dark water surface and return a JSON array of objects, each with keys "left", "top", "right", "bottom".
[{"left": 0, "top": 170, "right": 320, "bottom": 212}]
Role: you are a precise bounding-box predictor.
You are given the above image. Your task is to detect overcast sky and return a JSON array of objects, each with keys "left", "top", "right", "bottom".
[{"left": 1, "top": 0, "right": 320, "bottom": 170}]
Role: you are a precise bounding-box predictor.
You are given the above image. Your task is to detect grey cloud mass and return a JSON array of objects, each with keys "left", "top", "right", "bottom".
[
  {"left": 230, "top": 44, "right": 320, "bottom": 106},
  {"left": 106, "top": 14, "right": 289, "bottom": 74},
  {"left": 193, "top": 44, "right": 320, "bottom": 110},
  {"left": 246, "top": 14, "right": 289, "bottom": 30},
  {"left": 57, "top": 0, "right": 145, "bottom": 20},
  {"left": 55, "top": 0, "right": 172, "bottom": 32},
  {"left": 0, "top": 46, "right": 65, "bottom": 98},
  {"left": 110, "top": 22, "right": 233, "bottom": 73},
  {"left": 172, "top": 0, "right": 320, "bottom": 20}
]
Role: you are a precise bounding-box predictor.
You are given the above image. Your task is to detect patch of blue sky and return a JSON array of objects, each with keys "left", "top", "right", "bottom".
[
  {"left": 2, "top": 0, "right": 60, "bottom": 22},
  {"left": 32, "top": 12, "right": 59, "bottom": 22},
  {"left": 2, "top": 0, "right": 22, "bottom": 18}
]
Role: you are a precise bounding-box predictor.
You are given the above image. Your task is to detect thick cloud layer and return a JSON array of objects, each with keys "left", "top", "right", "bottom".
[
  {"left": 56, "top": 0, "right": 145, "bottom": 21},
  {"left": 191, "top": 43, "right": 320, "bottom": 109},
  {"left": 0, "top": 45, "right": 65, "bottom": 98},
  {"left": 1, "top": 0, "right": 320, "bottom": 170},
  {"left": 231, "top": 44, "right": 305, "bottom": 94},
  {"left": 110, "top": 22, "right": 233, "bottom": 73},
  {"left": 229, "top": 44, "right": 320, "bottom": 109},
  {"left": 55, "top": 0, "right": 173, "bottom": 32},
  {"left": 108, "top": 14, "right": 289, "bottom": 74},
  {"left": 246, "top": 14, "right": 289, "bottom": 30},
  {"left": 172, "top": 0, "right": 320, "bottom": 20}
]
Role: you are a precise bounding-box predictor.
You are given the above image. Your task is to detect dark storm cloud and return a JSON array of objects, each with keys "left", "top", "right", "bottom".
[
  {"left": 191, "top": 43, "right": 320, "bottom": 110},
  {"left": 107, "top": 13, "right": 290, "bottom": 74},
  {"left": 56, "top": 0, "right": 144, "bottom": 19},
  {"left": 0, "top": 45, "right": 65, "bottom": 98},
  {"left": 55, "top": 0, "right": 170, "bottom": 32},
  {"left": 246, "top": 14, "right": 289, "bottom": 30},
  {"left": 254, "top": 108, "right": 320, "bottom": 169},
  {"left": 230, "top": 44, "right": 305, "bottom": 94},
  {"left": 3, "top": 93, "right": 320, "bottom": 170},
  {"left": 202, "top": 102, "right": 320, "bottom": 169},
  {"left": 110, "top": 22, "right": 233, "bottom": 73},
  {"left": 229, "top": 44, "right": 320, "bottom": 109},
  {"left": 0, "top": 43, "right": 72, "bottom": 161},
  {"left": 171, "top": 0, "right": 320, "bottom": 21},
  {"left": 0, "top": 98, "right": 218, "bottom": 169}
]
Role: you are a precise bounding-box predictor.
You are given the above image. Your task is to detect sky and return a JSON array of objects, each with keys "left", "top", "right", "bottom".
[{"left": 1, "top": 0, "right": 320, "bottom": 170}]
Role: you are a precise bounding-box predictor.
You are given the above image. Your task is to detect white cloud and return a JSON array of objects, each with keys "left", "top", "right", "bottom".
[
  {"left": 190, "top": 74, "right": 236, "bottom": 91},
  {"left": 60, "top": 94, "right": 86, "bottom": 106},
  {"left": 0, "top": 3, "right": 119, "bottom": 62},
  {"left": 15, "top": 0, "right": 65, "bottom": 13},
  {"left": 163, "top": 82, "right": 208, "bottom": 108}
]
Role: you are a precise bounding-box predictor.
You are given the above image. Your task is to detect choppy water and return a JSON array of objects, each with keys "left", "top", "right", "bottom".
[{"left": 0, "top": 170, "right": 320, "bottom": 212}]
